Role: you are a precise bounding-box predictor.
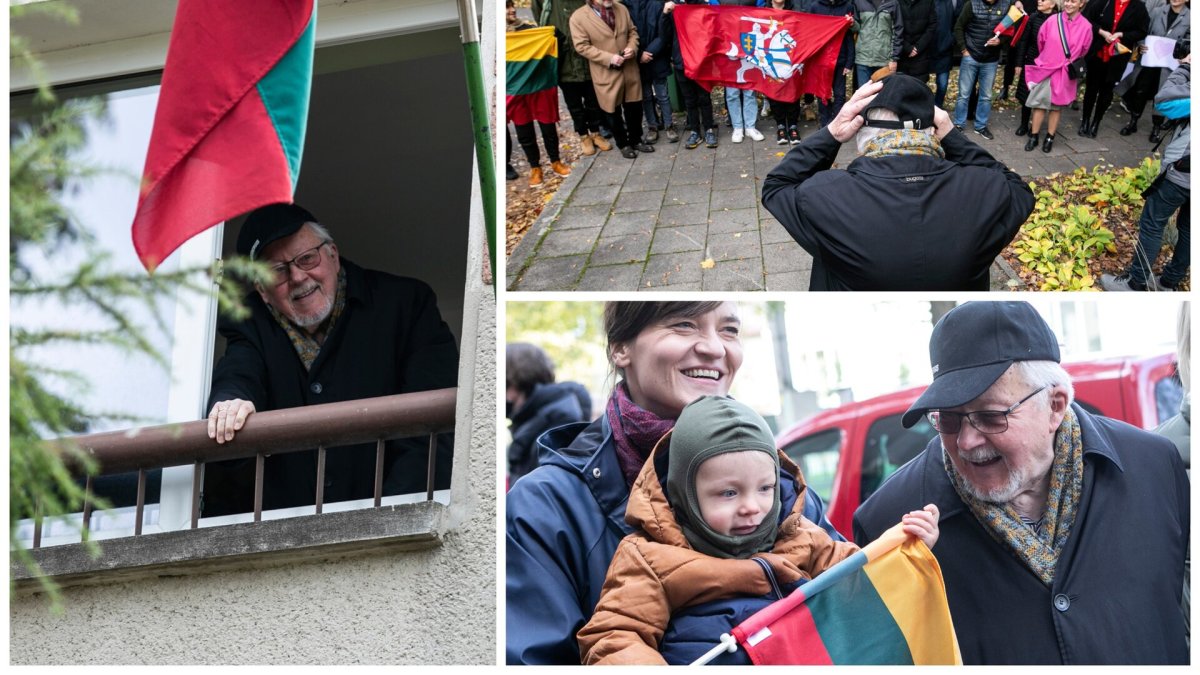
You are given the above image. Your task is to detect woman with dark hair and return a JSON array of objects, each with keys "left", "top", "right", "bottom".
[
  {"left": 1117, "top": 0, "right": 1188, "bottom": 141},
  {"left": 1078, "top": 0, "right": 1148, "bottom": 137},
  {"left": 505, "top": 302, "right": 845, "bottom": 665},
  {"left": 505, "top": 343, "right": 592, "bottom": 482}
]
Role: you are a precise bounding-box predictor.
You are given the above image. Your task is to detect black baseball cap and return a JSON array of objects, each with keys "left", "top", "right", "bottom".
[
  {"left": 862, "top": 73, "right": 936, "bottom": 131},
  {"left": 901, "top": 302, "right": 1061, "bottom": 428},
  {"left": 236, "top": 202, "right": 319, "bottom": 260}
]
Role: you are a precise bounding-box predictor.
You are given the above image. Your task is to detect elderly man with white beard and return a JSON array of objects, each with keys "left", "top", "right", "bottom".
[
  {"left": 201, "top": 202, "right": 459, "bottom": 517},
  {"left": 853, "top": 301, "right": 1189, "bottom": 665}
]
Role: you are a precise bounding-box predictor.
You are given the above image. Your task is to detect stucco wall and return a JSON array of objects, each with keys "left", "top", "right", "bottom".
[{"left": 9, "top": 287, "right": 497, "bottom": 665}]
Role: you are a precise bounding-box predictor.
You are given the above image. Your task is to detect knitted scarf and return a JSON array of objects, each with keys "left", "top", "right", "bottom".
[
  {"left": 944, "top": 407, "right": 1084, "bottom": 586},
  {"left": 863, "top": 129, "right": 947, "bottom": 159},
  {"left": 607, "top": 382, "right": 676, "bottom": 489},
  {"left": 267, "top": 266, "right": 348, "bottom": 372}
]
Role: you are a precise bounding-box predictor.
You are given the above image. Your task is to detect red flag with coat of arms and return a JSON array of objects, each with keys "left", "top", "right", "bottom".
[{"left": 674, "top": 5, "right": 850, "bottom": 102}]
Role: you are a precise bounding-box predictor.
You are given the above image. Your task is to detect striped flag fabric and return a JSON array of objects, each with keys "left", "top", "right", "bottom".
[
  {"left": 993, "top": 4, "right": 1027, "bottom": 35},
  {"left": 132, "top": 0, "right": 317, "bottom": 272},
  {"left": 728, "top": 523, "right": 961, "bottom": 665},
  {"left": 505, "top": 26, "right": 559, "bottom": 126},
  {"left": 673, "top": 5, "right": 851, "bottom": 102}
]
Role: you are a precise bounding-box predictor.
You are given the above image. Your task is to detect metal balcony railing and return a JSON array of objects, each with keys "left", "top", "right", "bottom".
[{"left": 34, "top": 388, "right": 458, "bottom": 548}]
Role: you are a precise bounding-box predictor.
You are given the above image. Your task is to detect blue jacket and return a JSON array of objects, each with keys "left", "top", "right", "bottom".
[
  {"left": 853, "top": 404, "right": 1189, "bottom": 664},
  {"left": 506, "top": 414, "right": 846, "bottom": 664},
  {"left": 801, "top": 0, "right": 858, "bottom": 69},
  {"left": 628, "top": 0, "right": 674, "bottom": 79}
]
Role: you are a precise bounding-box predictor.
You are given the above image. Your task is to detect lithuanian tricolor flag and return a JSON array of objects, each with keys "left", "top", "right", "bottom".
[
  {"left": 729, "top": 523, "right": 961, "bottom": 665},
  {"left": 132, "top": 0, "right": 317, "bottom": 272},
  {"left": 506, "top": 26, "right": 559, "bottom": 126}
]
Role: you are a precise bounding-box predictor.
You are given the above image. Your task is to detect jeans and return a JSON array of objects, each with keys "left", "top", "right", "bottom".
[
  {"left": 818, "top": 66, "right": 848, "bottom": 127},
  {"left": 854, "top": 64, "right": 881, "bottom": 91},
  {"left": 1129, "top": 178, "right": 1190, "bottom": 287},
  {"left": 676, "top": 68, "right": 716, "bottom": 131},
  {"left": 953, "top": 55, "right": 997, "bottom": 129},
  {"left": 934, "top": 69, "right": 949, "bottom": 108},
  {"left": 725, "top": 87, "right": 759, "bottom": 129},
  {"left": 641, "top": 74, "right": 672, "bottom": 129}
]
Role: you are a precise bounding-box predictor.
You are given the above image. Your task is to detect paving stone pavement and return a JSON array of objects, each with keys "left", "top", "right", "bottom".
[{"left": 506, "top": 94, "right": 1165, "bottom": 292}]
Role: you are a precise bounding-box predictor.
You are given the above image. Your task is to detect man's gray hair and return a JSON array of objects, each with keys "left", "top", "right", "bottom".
[
  {"left": 855, "top": 108, "right": 936, "bottom": 155},
  {"left": 305, "top": 221, "right": 334, "bottom": 244},
  {"left": 1011, "top": 360, "right": 1075, "bottom": 408}
]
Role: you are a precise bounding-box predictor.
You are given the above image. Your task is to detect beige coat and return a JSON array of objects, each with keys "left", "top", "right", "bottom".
[{"left": 568, "top": 1, "right": 642, "bottom": 112}]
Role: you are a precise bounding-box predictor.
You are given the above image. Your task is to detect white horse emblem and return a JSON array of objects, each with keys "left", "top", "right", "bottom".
[{"left": 725, "top": 17, "right": 802, "bottom": 84}]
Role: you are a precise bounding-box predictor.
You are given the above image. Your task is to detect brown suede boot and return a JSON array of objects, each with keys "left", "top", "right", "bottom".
[
  {"left": 591, "top": 132, "right": 612, "bottom": 151},
  {"left": 550, "top": 161, "right": 571, "bottom": 177},
  {"left": 581, "top": 134, "right": 596, "bottom": 156},
  {"left": 529, "top": 167, "right": 543, "bottom": 186}
]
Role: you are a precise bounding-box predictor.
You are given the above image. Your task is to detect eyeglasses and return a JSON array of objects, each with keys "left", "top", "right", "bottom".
[
  {"left": 267, "top": 243, "right": 329, "bottom": 286},
  {"left": 927, "top": 385, "right": 1048, "bottom": 435}
]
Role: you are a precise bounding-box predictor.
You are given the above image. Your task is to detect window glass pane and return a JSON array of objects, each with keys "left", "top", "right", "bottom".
[
  {"left": 1155, "top": 373, "right": 1184, "bottom": 425},
  {"left": 782, "top": 429, "right": 842, "bottom": 502},
  {"left": 860, "top": 414, "right": 936, "bottom": 503}
]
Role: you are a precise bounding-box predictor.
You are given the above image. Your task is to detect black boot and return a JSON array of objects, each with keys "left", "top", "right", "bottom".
[
  {"left": 1042, "top": 133, "right": 1054, "bottom": 153},
  {"left": 1015, "top": 107, "right": 1031, "bottom": 136},
  {"left": 1120, "top": 113, "right": 1140, "bottom": 136},
  {"left": 1149, "top": 120, "right": 1166, "bottom": 144},
  {"left": 1087, "top": 113, "right": 1103, "bottom": 137},
  {"left": 1078, "top": 117, "right": 1091, "bottom": 136},
  {"left": 1025, "top": 132, "right": 1040, "bottom": 151}
]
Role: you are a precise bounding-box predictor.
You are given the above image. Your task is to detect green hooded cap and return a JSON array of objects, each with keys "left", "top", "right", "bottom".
[{"left": 666, "top": 396, "right": 782, "bottom": 559}]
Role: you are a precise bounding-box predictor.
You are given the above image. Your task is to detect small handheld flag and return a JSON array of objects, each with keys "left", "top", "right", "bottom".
[{"left": 994, "top": 4, "right": 1027, "bottom": 34}]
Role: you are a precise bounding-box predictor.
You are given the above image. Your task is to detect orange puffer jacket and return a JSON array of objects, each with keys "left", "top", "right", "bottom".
[{"left": 576, "top": 430, "right": 860, "bottom": 665}]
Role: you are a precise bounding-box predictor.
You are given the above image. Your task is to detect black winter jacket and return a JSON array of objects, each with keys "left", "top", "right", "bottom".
[
  {"left": 897, "top": 0, "right": 938, "bottom": 75},
  {"left": 1015, "top": 9, "right": 1053, "bottom": 66},
  {"left": 853, "top": 405, "right": 1189, "bottom": 665},
  {"left": 760, "top": 127, "right": 1034, "bottom": 290},
  {"left": 955, "top": 0, "right": 1015, "bottom": 62},
  {"left": 507, "top": 381, "right": 591, "bottom": 481},
  {"left": 202, "top": 259, "right": 459, "bottom": 516}
]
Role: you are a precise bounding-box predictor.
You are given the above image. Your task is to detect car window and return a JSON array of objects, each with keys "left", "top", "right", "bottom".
[
  {"left": 1155, "top": 373, "right": 1184, "bottom": 426},
  {"left": 861, "top": 414, "right": 936, "bottom": 503},
  {"left": 782, "top": 429, "right": 842, "bottom": 504}
]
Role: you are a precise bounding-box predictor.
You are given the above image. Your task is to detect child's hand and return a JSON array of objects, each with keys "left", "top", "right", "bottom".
[{"left": 901, "top": 504, "right": 940, "bottom": 549}]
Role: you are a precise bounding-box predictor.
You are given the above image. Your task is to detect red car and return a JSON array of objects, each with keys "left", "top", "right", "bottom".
[{"left": 776, "top": 353, "right": 1182, "bottom": 537}]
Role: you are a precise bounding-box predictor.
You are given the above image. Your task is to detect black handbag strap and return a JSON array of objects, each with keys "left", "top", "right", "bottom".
[{"left": 1058, "top": 12, "right": 1072, "bottom": 60}]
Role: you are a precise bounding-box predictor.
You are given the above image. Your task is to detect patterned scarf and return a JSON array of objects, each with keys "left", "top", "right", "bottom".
[
  {"left": 943, "top": 407, "right": 1084, "bottom": 586},
  {"left": 589, "top": 0, "right": 616, "bottom": 29},
  {"left": 863, "top": 129, "right": 947, "bottom": 160},
  {"left": 266, "top": 266, "right": 348, "bottom": 372},
  {"left": 606, "top": 382, "right": 675, "bottom": 489}
]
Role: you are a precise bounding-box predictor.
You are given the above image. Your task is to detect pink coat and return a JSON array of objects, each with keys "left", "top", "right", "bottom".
[{"left": 1024, "top": 12, "right": 1094, "bottom": 106}]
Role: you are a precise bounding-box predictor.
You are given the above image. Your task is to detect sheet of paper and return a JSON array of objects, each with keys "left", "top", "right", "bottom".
[{"left": 1142, "top": 35, "right": 1180, "bottom": 69}]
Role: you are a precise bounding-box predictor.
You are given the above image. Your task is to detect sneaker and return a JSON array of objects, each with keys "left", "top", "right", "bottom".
[
  {"left": 954, "top": 124, "right": 965, "bottom": 132},
  {"left": 666, "top": 126, "right": 680, "bottom": 143},
  {"left": 732, "top": 128, "right": 744, "bottom": 143},
  {"left": 634, "top": 142, "right": 655, "bottom": 153},
  {"left": 1100, "top": 272, "right": 1147, "bottom": 292},
  {"left": 705, "top": 129, "right": 719, "bottom": 148},
  {"left": 620, "top": 146, "right": 638, "bottom": 159},
  {"left": 550, "top": 160, "right": 571, "bottom": 177},
  {"left": 788, "top": 126, "right": 801, "bottom": 145},
  {"left": 646, "top": 128, "right": 659, "bottom": 144},
  {"left": 974, "top": 126, "right": 995, "bottom": 140},
  {"left": 685, "top": 130, "right": 702, "bottom": 149},
  {"left": 1155, "top": 275, "right": 1179, "bottom": 291},
  {"left": 745, "top": 127, "right": 764, "bottom": 141},
  {"left": 581, "top": 134, "right": 596, "bottom": 156},
  {"left": 591, "top": 133, "right": 612, "bottom": 152},
  {"left": 506, "top": 164, "right": 519, "bottom": 181},
  {"left": 776, "top": 125, "right": 788, "bottom": 145}
]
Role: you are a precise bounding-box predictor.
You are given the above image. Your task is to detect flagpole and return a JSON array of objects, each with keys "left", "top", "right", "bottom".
[
  {"left": 690, "top": 633, "right": 738, "bottom": 666},
  {"left": 457, "top": 0, "right": 497, "bottom": 287}
]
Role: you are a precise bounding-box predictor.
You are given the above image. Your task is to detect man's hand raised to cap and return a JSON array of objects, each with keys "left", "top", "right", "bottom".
[
  {"left": 827, "top": 79, "right": 884, "bottom": 143},
  {"left": 208, "top": 399, "right": 256, "bottom": 444}
]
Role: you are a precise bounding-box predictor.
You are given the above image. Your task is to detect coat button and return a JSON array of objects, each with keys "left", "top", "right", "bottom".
[
  {"left": 592, "top": 468, "right": 601, "bottom": 479},
  {"left": 1053, "top": 594, "right": 1070, "bottom": 612},
  {"left": 311, "top": 382, "right": 323, "bottom": 394}
]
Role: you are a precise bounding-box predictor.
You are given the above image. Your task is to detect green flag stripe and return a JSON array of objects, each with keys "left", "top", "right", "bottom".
[
  {"left": 257, "top": 9, "right": 317, "bottom": 188},
  {"left": 506, "top": 57, "right": 558, "bottom": 97},
  {"left": 806, "top": 568, "right": 915, "bottom": 664}
]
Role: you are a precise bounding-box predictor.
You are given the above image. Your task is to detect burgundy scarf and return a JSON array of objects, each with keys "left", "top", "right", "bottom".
[
  {"left": 589, "top": 0, "right": 616, "bottom": 29},
  {"left": 607, "top": 383, "right": 675, "bottom": 489}
]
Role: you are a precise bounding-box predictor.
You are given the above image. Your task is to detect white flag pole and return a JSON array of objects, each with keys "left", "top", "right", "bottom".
[{"left": 690, "top": 633, "right": 739, "bottom": 666}]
